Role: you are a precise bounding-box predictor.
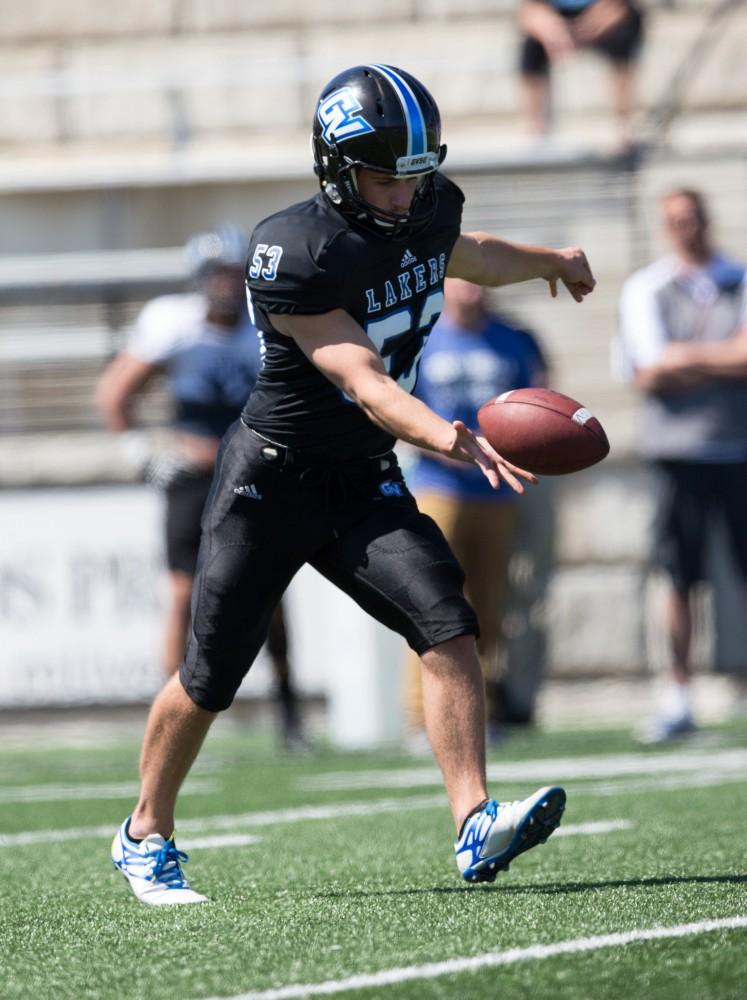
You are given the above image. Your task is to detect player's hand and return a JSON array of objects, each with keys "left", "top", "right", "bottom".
[
  {"left": 447, "top": 420, "right": 538, "bottom": 493},
  {"left": 547, "top": 247, "right": 596, "bottom": 302}
]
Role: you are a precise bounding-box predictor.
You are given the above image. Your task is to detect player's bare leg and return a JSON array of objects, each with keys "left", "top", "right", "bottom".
[
  {"left": 521, "top": 74, "right": 552, "bottom": 136},
  {"left": 666, "top": 585, "right": 693, "bottom": 685},
  {"left": 639, "top": 585, "right": 696, "bottom": 743},
  {"left": 610, "top": 62, "right": 636, "bottom": 150},
  {"left": 129, "top": 674, "right": 217, "bottom": 839},
  {"left": 422, "top": 634, "right": 566, "bottom": 883},
  {"left": 112, "top": 675, "right": 215, "bottom": 903},
  {"left": 266, "top": 603, "right": 307, "bottom": 750},
  {"left": 162, "top": 571, "right": 193, "bottom": 676},
  {"left": 420, "top": 634, "right": 488, "bottom": 832}
]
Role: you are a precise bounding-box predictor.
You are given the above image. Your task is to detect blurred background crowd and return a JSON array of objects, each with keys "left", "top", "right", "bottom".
[{"left": 1, "top": 0, "right": 746, "bottom": 749}]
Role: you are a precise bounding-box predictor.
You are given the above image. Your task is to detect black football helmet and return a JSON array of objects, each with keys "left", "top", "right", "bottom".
[{"left": 312, "top": 64, "right": 447, "bottom": 238}]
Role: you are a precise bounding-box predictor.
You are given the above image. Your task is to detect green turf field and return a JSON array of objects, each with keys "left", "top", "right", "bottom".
[{"left": 1, "top": 718, "right": 745, "bottom": 1000}]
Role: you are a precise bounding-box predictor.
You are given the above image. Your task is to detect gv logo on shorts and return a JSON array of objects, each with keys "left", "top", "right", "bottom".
[{"left": 379, "top": 480, "right": 404, "bottom": 498}]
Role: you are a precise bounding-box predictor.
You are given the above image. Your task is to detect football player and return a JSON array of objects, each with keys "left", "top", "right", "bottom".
[
  {"left": 96, "top": 224, "right": 306, "bottom": 749},
  {"left": 112, "top": 64, "right": 595, "bottom": 904}
]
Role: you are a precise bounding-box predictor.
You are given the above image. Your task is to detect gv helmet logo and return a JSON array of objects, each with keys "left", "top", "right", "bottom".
[{"left": 318, "top": 87, "right": 375, "bottom": 145}]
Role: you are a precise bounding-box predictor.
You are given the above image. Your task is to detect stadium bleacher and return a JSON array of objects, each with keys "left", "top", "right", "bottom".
[
  {"left": 1, "top": 11, "right": 746, "bottom": 993},
  {"left": 1, "top": 0, "right": 746, "bottom": 681}
]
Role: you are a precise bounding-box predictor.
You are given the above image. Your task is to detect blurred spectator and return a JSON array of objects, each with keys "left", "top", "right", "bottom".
[
  {"left": 517, "top": 0, "right": 645, "bottom": 148},
  {"left": 617, "top": 188, "right": 747, "bottom": 742},
  {"left": 96, "top": 224, "right": 306, "bottom": 748},
  {"left": 404, "top": 278, "right": 548, "bottom": 746}
]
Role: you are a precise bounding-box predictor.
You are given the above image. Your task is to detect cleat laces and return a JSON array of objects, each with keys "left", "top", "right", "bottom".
[{"left": 146, "top": 839, "right": 191, "bottom": 888}]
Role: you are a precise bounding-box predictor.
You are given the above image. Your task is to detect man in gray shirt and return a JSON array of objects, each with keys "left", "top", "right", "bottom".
[{"left": 618, "top": 188, "right": 747, "bottom": 741}]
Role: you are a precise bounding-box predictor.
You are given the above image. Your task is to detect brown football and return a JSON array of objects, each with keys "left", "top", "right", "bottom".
[{"left": 477, "top": 387, "right": 610, "bottom": 475}]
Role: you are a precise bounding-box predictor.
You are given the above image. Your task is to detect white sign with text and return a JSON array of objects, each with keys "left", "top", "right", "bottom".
[{"left": 0, "top": 485, "right": 405, "bottom": 745}]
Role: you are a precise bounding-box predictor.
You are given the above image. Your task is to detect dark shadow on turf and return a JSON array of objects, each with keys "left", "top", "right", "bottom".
[
  {"left": 312, "top": 886, "right": 478, "bottom": 900},
  {"left": 499, "top": 873, "right": 747, "bottom": 895},
  {"left": 311, "top": 873, "right": 747, "bottom": 901}
]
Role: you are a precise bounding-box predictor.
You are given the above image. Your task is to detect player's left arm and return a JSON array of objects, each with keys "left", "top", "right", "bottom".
[{"left": 447, "top": 232, "right": 596, "bottom": 302}]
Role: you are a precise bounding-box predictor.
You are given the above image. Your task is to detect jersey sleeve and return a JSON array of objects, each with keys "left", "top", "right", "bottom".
[
  {"left": 433, "top": 172, "right": 465, "bottom": 232},
  {"left": 246, "top": 220, "right": 343, "bottom": 318},
  {"left": 615, "top": 267, "right": 669, "bottom": 380},
  {"left": 126, "top": 295, "right": 201, "bottom": 365}
]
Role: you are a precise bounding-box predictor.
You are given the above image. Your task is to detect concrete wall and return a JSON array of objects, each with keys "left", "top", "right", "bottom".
[
  {"left": 2, "top": 148, "right": 746, "bottom": 687},
  {"left": 1, "top": 2, "right": 745, "bottom": 696},
  {"left": 1, "top": 2, "right": 745, "bottom": 151}
]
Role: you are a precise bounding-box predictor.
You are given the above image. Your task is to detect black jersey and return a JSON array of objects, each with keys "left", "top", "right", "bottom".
[{"left": 243, "top": 172, "right": 464, "bottom": 461}]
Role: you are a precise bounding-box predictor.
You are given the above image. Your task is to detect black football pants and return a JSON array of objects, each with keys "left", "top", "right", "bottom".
[{"left": 180, "top": 420, "right": 478, "bottom": 711}]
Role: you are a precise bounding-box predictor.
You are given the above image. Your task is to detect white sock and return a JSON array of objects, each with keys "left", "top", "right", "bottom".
[{"left": 661, "top": 682, "right": 692, "bottom": 720}]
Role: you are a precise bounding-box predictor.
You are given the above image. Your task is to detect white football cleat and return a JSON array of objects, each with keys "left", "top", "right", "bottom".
[
  {"left": 111, "top": 817, "right": 207, "bottom": 905},
  {"left": 455, "top": 786, "right": 566, "bottom": 883},
  {"left": 637, "top": 711, "right": 697, "bottom": 745}
]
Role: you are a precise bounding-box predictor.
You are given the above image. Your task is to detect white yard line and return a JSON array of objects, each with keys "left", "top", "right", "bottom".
[
  {"left": 576, "top": 770, "right": 747, "bottom": 797},
  {"left": 184, "top": 833, "right": 261, "bottom": 849},
  {"left": 300, "top": 748, "right": 747, "bottom": 792},
  {"left": 200, "top": 915, "right": 747, "bottom": 1000},
  {"left": 0, "top": 779, "right": 216, "bottom": 803},
  {"left": 554, "top": 819, "right": 632, "bottom": 837},
  {"left": 0, "top": 794, "right": 631, "bottom": 848},
  {"left": 0, "top": 795, "right": 441, "bottom": 848}
]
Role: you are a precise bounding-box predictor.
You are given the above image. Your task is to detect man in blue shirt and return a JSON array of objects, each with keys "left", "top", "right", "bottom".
[{"left": 405, "top": 277, "right": 547, "bottom": 742}]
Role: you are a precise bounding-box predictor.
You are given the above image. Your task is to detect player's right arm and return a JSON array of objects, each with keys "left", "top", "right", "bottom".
[
  {"left": 269, "top": 309, "right": 536, "bottom": 493},
  {"left": 97, "top": 293, "right": 194, "bottom": 431},
  {"left": 95, "top": 353, "right": 160, "bottom": 432}
]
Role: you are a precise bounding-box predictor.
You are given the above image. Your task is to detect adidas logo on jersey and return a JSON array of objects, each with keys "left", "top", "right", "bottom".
[
  {"left": 234, "top": 484, "right": 263, "bottom": 500},
  {"left": 400, "top": 249, "right": 417, "bottom": 268}
]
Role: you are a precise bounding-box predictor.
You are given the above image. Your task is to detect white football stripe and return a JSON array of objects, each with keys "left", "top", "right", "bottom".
[
  {"left": 0, "top": 796, "right": 441, "bottom": 847},
  {"left": 579, "top": 770, "right": 747, "bottom": 796},
  {"left": 183, "top": 833, "right": 261, "bottom": 849},
  {"left": 554, "top": 819, "right": 632, "bottom": 836},
  {"left": 0, "top": 779, "right": 216, "bottom": 803},
  {"left": 300, "top": 748, "right": 747, "bottom": 792},
  {"left": 199, "top": 915, "right": 747, "bottom": 1000},
  {"left": 368, "top": 64, "right": 425, "bottom": 157},
  {"left": 0, "top": 793, "right": 631, "bottom": 848}
]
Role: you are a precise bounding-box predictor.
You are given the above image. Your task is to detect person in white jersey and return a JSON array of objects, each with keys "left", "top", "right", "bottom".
[{"left": 96, "top": 224, "right": 306, "bottom": 748}]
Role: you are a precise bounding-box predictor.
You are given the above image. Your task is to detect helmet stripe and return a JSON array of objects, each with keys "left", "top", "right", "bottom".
[{"left": 369, "top": 64, "right": 426, "bottom": 159}]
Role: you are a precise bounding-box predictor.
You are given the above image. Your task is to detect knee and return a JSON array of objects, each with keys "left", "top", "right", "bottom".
[{"left": 420, "top": 634, "right": 479, "bottom": 674}]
